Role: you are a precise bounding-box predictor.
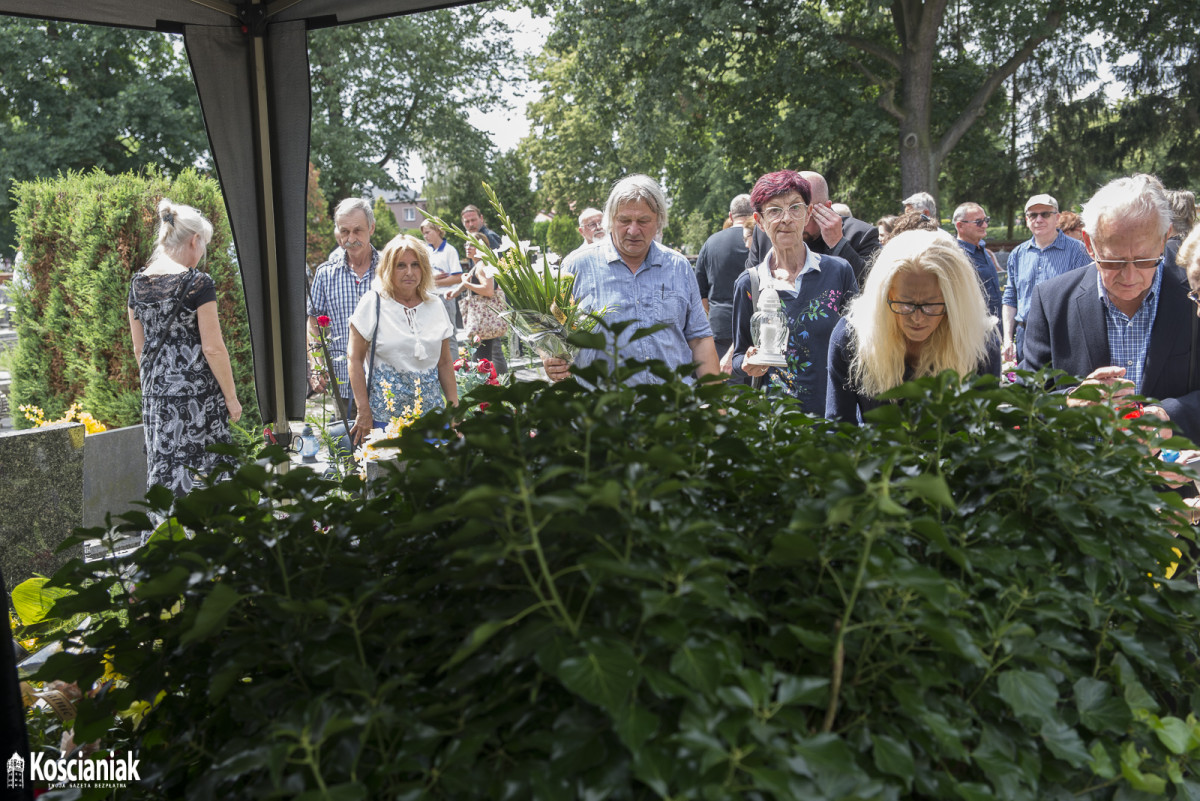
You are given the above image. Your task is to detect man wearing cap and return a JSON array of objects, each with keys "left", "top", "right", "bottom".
[{"left": 1001, "top": 193, "right": 1091, "bottom": 364}]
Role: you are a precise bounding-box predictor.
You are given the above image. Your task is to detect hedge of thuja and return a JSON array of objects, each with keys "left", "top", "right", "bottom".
[
  {"left": 35, "top": 362, "right": 1200, "bottom": 800},
  {"left": 9, "top": 168, "right": 258, "bottom": 429}
]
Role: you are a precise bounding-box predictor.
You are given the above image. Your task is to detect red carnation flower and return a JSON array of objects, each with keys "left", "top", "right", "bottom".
[
  {"left": 317, "top": 315, "right": 331, "bottom": 327},
  {"left": 453, "top": 358, "right": 465, "bottom": 371}
]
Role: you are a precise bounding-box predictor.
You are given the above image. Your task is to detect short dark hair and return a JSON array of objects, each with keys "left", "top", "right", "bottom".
[{"left": 750, "top": 171, "right": 812, "bottom": 212}]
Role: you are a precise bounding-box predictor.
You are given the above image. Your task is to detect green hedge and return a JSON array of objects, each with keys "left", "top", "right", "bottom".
[
  {"left": 9, "top": 169, "right": 258, "bottom": 429},
  {"left": 546, "top": 210, "right": 582, "bottom": 257},
  {"left": 34, "top": 357, "right": 1200, "bottom": 800}
]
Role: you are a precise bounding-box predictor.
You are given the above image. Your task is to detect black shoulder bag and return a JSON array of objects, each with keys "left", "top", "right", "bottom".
[{"left": 137, "top": 271, "right": 197, "bottom": 376}]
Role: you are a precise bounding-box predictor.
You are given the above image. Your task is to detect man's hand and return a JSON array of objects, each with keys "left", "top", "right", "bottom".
[
  {"left": 1001, "top": 339, "right": 1017, "bottom": 365},
  {"left": 308, "top": 370, "right": 328, "bottom": 394},
  {"left": 1067, "top": 366, "right": 1134, "bottom": 407},
  {"left": 809, "top": 203, "right": 844, "bottom": 249},
  {"left": 542, "top": 356, "right": 571, "bottom": 382}
]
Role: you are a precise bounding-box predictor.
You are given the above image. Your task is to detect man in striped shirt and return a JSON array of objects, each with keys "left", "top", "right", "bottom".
[
  {"left": 1001, "top": 193, "right": 1091, "bottom": 364},
  {"left": 307, "top": 198, "right": 379, "bottom": 410}
]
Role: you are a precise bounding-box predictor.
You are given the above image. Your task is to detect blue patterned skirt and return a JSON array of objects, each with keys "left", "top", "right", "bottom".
[{"left": 368, "top": 363, "right": 443, "bottom": 422}]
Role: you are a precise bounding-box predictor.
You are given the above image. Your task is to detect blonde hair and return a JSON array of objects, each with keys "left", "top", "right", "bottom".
[
  {"left": 1180, "top": 225, "right": 1200, "bottom": 278},
  {"left": 375, "top": 234, "right": 434, "bottom": 303},
  {"left": 154, "top": 199, "right": 213, "bottom": 262},
  {"left": 843, "top": 229, "right": 994, "bottom": 397}
]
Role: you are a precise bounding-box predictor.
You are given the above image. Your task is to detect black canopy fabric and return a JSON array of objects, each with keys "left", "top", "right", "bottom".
[{"left": 0, "top": 0, "right": 449, "bottom": 432}]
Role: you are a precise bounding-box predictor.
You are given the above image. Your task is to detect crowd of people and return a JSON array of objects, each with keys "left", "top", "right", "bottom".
[{"left": 126, "top": 168, "right": 1200, "bottom": 491}]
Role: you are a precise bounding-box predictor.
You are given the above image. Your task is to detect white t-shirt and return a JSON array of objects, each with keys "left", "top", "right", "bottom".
[
  {"left": 349, "top": 287, "right": 452, "bottom": 374},
  {"left": 427, "top": 241, "right": 462, "bottom": 297}
]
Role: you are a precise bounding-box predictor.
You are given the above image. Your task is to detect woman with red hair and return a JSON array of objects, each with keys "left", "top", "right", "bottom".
[{"left": 730, "top": 170, "right": 858, "bottom": 413}]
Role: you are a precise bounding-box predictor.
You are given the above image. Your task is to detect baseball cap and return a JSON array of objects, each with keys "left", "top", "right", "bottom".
[{"left": 1024, "top": 194, "right": 1059, "bottom": 212}]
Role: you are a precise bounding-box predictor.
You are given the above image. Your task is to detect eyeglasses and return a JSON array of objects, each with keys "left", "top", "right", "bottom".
[
  {"left": 961, "top": 217, "right": 990, "bottom": 227},
  {"left": 1026, "top": 210, "right": 1057, "bottom": 220},
  {"left": 581, "top": 220, "right": 603, "bottom": 231},
  {"left": 762, "top": 202, "right": 807, "bottom": 222},
  {"left": 888, "top": 300, "right": 947, "bottom": 316},
  {"left": 1093, "top": 257, "right": 1161, "bottom": 271}
]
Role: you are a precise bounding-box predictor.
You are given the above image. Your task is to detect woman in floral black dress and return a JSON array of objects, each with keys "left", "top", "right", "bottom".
[{"left": 127, "top": 199, "right": 242, "bottom": 497}]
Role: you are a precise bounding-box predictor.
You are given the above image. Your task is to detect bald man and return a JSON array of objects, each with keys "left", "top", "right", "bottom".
[{"left": 747, "top": 170, "right": 880, "bottom": 287}]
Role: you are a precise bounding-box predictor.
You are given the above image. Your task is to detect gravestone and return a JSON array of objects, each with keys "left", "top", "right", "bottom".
[
  {"left": 0, "top": 422, "right": 84, "bottom": 584},
  {"left": 82, "top": 424, "right": 146, "bottom": 529}
]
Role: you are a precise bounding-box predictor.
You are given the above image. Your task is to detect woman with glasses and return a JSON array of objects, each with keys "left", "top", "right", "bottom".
[
  {"left": 825, "top": 229, "right": 999, "bottom": 423},
  {"left": 731, "top": 170, "right": 858, "bottom": 411}
]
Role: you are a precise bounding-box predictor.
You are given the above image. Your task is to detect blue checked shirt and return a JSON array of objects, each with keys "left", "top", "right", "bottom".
[
  {"left": 1001, "top": 231, "right": 1091, "bottom": 322},
  {"left": 1099, "top": 262, "right": 1163, "bottom": 394},
  {"left": 564, "top": 238, "right": 713, "bottom": 384},
  {"left": 307, "top": 246, "right": 379, "bottom": 398}
]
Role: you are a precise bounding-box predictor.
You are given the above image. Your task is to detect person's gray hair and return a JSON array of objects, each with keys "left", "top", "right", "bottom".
[
  {"left": 154, "top": 198, "right": 213, "bottom": 261},
  {"left": 951, "top": 202, "right": 983, "bottom": 224},
  {"left": 1167, "top": 189, "right": 1196, "bottom": 238},
  {"left": 603, "top": 175, "right": 669, "bottom": 234},
  {"left": 334, "top": 197, "right": 375, "bottom": 228},
  {"left": 903, "top": 192, "right": 937, "bottom": 218},
  {"left": 577, "top": 207, "right": 603, "bottom": 226},
  {"left": 1081, "top": 174, "right": 1171, "bottom": 240},
  {"left": 728, "top": 194, "right": 753, "bottom": 219}
]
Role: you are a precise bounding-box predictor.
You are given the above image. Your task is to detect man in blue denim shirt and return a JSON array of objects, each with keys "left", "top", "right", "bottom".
[
  {"left": 544, "top": 175, "right": 719, "bottom": 385},
  {"left": 953, "top": 202, "right": 1002, "bottom": 321}
]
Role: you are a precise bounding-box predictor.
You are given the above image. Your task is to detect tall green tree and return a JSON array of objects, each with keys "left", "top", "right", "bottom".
[
  {"left": 422, "top": 148, "right": 538, "bottom": 237},
  {"left": 308, "top": 7, "right": 517, "bottom": 207},
  {"left": 487, "top": 149, "right": 539, "bottom": 236},
  {"left": 372, "top": 196, "right": 401, "bottom": 247},
  {"left": 0, "top": 19, "right": 207, "bottom": 256},
  {"left": 524, "top": 0, "right": 1194, "bottom": 221}
]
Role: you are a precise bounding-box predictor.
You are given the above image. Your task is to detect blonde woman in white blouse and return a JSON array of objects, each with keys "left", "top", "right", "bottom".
[{"left": 347, "top": 235, "right": 459, "bottom": 445}]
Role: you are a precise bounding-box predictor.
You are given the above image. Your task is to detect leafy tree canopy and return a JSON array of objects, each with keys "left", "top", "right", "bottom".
[
  {"left": 308, "top": 8, "right": 518, "bottom": 208},
  {"left": 0, "top": 19, "right": 207, "bottom": 256},
  {"left": 521, "top": 0, "right": 1200, "bottom": 232}
]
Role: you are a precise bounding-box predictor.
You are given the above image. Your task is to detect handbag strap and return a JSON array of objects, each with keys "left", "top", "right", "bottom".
[
  {"left": 138, "top": 270, "right": 197, "bottom": 375},
  {"left": 365, "top": 291, "right": 381, "bottom": 409}
]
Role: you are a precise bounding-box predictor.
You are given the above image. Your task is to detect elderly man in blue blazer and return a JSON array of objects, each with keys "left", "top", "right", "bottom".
[{"left": 1021, "top": 174, "right": 1200, "bottom": 444}]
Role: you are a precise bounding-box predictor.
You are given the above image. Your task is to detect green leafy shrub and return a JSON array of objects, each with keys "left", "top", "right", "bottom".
[
  {"left": 546, "top": 210, "right": 582, "bottom": 257},
  {"left": 532, "top": 219, "right": 550, "bottom": 251},
  {"left": 9, "top": 168, "right": 259, "bottom": 429},
  {"left": 35, "top": 363, "right": 1200, "bottom": 799}
]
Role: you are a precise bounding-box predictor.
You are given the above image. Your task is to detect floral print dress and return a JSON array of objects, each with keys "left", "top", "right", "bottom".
[{"left": 128, "top": 269, "right": 232, "bottom": 497}]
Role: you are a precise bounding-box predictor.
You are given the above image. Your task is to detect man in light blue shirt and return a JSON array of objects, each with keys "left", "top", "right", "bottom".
[
  {"left": 1001, "top": 193, "right": 1091, "bottom": 363},
  {"left": 543, "top": 175, "right": 719, "bottom": 385}
]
